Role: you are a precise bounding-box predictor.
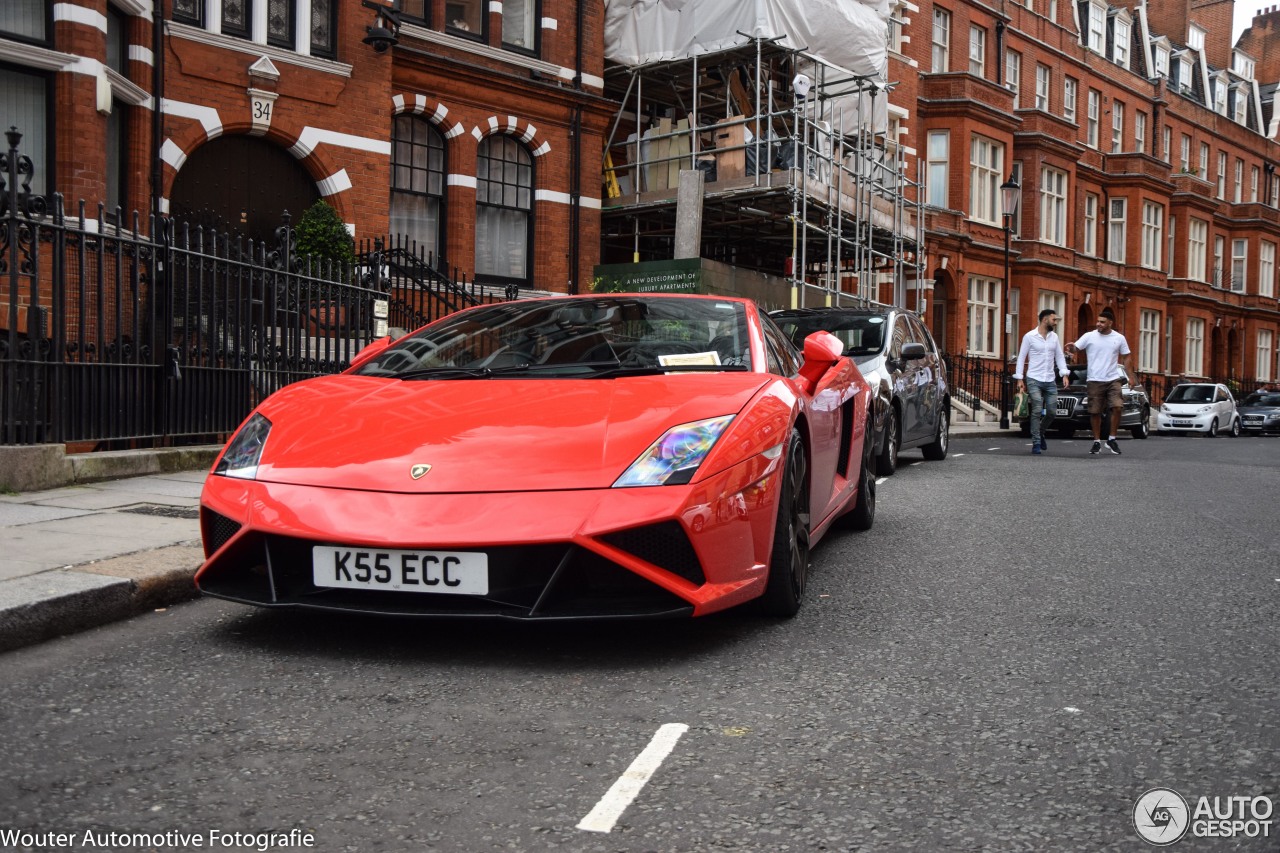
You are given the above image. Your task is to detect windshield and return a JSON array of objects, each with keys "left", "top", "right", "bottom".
[
  {"left": 353, "top": 296, "right": 753, "bottom": 378},
  {"left": 772, "top": 313, "right": 886, "bottom": 356},
  {"left": 1166, "top": 385, "right": 1215, "bottom": 403},
  {"left": 1244, "top": 392, "right": 1280, "bottom": 406}
]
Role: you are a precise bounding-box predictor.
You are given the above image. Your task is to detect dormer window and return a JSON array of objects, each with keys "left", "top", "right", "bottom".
[
  {"left": 1154, "top": 43, "right": 1170, "bottom": 77},
  {"left": 1213, "top": 73, "right": 1228, "bottom": 114},
  {"left": 1111, "top": 14, "right": 1130, "bottom": 69},
  {"left": 1232, "top": 84, "right": 1250, "bottom": 125},
  {"left": 1086, "top": 3, "right": 1106, "bottom": 53},
  {"left": 1188, "top": 25, "right": 1205, "bottom": 51},
  {"left": 1233, "top": 52, "right": 1256, "bottom": 80},
  {"left": 1175, "top": 53, "right": 1194, "bottom": 93}
]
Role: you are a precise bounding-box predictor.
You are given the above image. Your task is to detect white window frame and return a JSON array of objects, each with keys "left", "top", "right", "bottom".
[
  {"left": 1188, "top": 218, "right": 1208, "bottom": 282},
  {"left": 1087, "top": 3, "right": 1105, "bottom": 52},
  {"left": 1087, "top": 89, "right": 1100, "bottom": 148},
  {"left": 1141, "top": 201, "right": 1163, "bottom": 269},
  {"left": 1107, "top": 197, "right": 1126, "bottom": 263},
  {"left": 1155, "top": 44, "right": 1170, "bottom": 77},
  {"left": 1064, "top": 77, "right": 1077, "bottom": 123},
  {"left": 1199, "top": 142, "right": 1210, "bottom": 180},
  {"left": 1035, "top": 64, "right": 1050, "bottom": 111},
  {"left": 1111, "top": 101, "right": 1124, "bottom": 153},
  {"left": 927, "top": 130, "right": 950, "bottom": 208},
  {"left": 1232, "top": 239, "right": 1248, "bottom": 292},
  {"left": 1233, "top": 85, "right": 1249, "bottom": 125},
  {"left": 1006, "top": 49, "right": 1021, "bottom": 109},
  {"left": 969, "top": 135, "right": 1003, "bottom": 225},
  {"left": 1134, "top": 110, "right": 1146, "bottom": 154},
  {"left": 967, "top": 276, "right": 1001, "bottom": 357},
  {"left": 932, "top": 8, "right": 951, "bottom": 72},
  {"left": 1214, "top": 235, "right": 1225, "bottom": 287},
  {"left": 1162, "top": 126, "right": 1171, "bottom": 164},
  {"left": 1185, "top": 317, "right": 1205, "bottom": 375},
  {"left": 969, "top": 25, "right": 986, "bottom": 76},
  {"left": 1217, "top": 151, "right": 1228, "bottom": 199},
  {"left": 1251, "top": 165, "right": 1260, "bottom": 202},
  {"left": 1234, "top": 158, "right": 1244, "bottom": 203},
  {"left": 1083, "top": 192, "right": 1098, "bottom": 256},
  {"left": 1260, "top": 240, "right": 1276, "bottom": 298},
  {"left": 1139, "top": 309, "right": 1161, "bottom": 372},
  {"left": 1039, "top": 166, "right": 1067, "bottom": 245},
  {"left": 1180, "top": 135, "right": 1191, "bottom": 173},
  {"left": 1258, "top": 330, "right": 1275, "bottom": 382},
  {"left": 1113, "top": 19, "right": 1130, "bottom": 68},
  {"left": 1038, "top": 289, "right": 1066, "bottom": 318},
  {"left": 1188, "top": 25, "right": 1205, "bottom": 51}
]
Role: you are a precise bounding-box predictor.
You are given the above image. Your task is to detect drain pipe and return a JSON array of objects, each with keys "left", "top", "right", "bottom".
[{"left": 150, "top": 3, "right": 164, "bottom": 222}]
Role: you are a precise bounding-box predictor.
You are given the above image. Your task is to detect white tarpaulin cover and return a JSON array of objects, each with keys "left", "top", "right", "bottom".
[{"left": 605, "top": 0, "right": 890, "bottom": 131}]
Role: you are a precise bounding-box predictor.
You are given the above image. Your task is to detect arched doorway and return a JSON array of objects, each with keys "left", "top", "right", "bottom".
[
  {"left": 1076, "top": 303, "right": 1094, "bottom": 341},
  {"left": 169, "top": 136, "right": 321, "bottom": 245},
  {"left": 1210, "top": 323, "right": 1224, "bottom": 377},
  {"left": 930, "top": 269, "right": 952, "bottom": 353}
]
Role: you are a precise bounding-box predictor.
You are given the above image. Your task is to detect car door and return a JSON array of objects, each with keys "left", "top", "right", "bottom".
[
  {"left": 888, "top": 315, "right": 922, "bottom": 442},
  {"left": 906, "top": 314, "right": 939, "bottom": 441},
  {"left": 1214, "top": 385, "right": 1231, "bottom": 426}
]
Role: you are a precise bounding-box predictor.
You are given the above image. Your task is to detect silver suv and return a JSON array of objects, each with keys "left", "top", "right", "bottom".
[{"left": 770, "top": 307, "right": 950, "bottom": 475}]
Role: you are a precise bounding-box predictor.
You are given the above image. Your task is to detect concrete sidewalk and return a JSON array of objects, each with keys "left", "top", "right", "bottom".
[
  {"left": 0, "top": 464, "right": 212, "bottom": 652},
  {"left": 0, "top": 421, "right": 1014, "bottom": 653}
]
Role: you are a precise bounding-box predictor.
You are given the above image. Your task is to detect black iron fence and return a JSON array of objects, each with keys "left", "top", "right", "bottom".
[{"left": 1, "top": 129, "right": 510, "bottom": 448}]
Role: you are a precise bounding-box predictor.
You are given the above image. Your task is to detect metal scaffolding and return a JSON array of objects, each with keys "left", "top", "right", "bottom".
[{"left": 600, "top": 38, "right": 924, "bottom": 309}]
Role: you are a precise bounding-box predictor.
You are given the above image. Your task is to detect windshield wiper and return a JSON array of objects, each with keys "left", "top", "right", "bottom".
[
  {"left": 589, "top": 363, "right": 750, "bottom": 378},
  {"left": 394, "top": 360, "right": 624, "bottom": 380}
]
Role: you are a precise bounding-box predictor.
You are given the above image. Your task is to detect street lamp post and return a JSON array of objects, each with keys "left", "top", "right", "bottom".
[{"left": 999, "top": 176, "right": 1021, "bottom": 430}]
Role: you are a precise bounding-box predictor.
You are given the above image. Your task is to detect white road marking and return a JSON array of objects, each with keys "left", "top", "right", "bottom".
[
  {"left": 952, "top": 453, "right": 965, "bottom": 458},
  {"left": 987, "top": 447, "right": 1001, "bottom": 451},
  {"left": 875, "top": 477, "right": 888, "bottom": 485},
  {"left": 909, "top": 461, "right": 923, "bottom": 466},
  {"left": 577, "top": 723, "right": 688, "bottom": 833},
  {"left": 1064, "top": 707, "right": 1083, "bottom": 714}
]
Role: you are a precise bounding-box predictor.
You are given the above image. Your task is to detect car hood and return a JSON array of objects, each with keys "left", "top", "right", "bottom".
[
  {"left": 246, "top": 373, "right": 772, "bottom": 492},
  {"left": 1239, "top": 405, "right": 1280, "bottom": 415},
  {"left": 1162, "top": 402, "right": 1222, "bottom": 412}
]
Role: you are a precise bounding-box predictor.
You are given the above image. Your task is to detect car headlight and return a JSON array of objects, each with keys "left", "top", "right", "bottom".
[
  {"left": 1160, "top": 404, "right": 1170, "bottom": 413},
  {"left": 614, "top": 415, "right": 735, "bottom": 487},
  {"left": 213, "top": 413, "right": 271, "bottom": 479},
  {"left": 1198, "top": 405, "right": 1213, "bottom": 414},
  {"left": 1267, "top": 414, "right": 1280, "bottom": 421}
]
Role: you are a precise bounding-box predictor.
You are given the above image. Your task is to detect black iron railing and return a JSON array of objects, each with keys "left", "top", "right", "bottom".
[{"left": 1, "top": 129, "right": 510, "bottom": 448}]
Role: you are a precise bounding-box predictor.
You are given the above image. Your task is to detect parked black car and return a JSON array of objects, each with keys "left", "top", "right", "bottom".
[
  {"left": 1020, "top": 364, "right": 1151, "bottom": 439},
  {"left": 1238, "top": 390, "right": 1280, "bottom": 434},
  {"left": 770, "top": 307, "right": 950, "bottom": 474}
]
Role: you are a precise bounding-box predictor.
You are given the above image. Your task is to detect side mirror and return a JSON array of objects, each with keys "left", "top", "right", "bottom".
[
  {"left": 901, "top": 342, "right": 927, "bottom": 360},
  {"left": 348, "top": 336, "right": 393, "bottom": 370},
  {"left": 798, "top": 331, "right": 844, "bottom": 393}
]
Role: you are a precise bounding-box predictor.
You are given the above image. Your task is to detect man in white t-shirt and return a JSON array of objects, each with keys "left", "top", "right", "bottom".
[
  {"left": 1013, "top": 309, "right": 1070, "bottom": 455},
  {"left": 1070, "top": 307, "right": 1132, "bottom": 456}
]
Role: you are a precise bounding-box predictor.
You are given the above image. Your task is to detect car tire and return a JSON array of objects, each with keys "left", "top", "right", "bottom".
[
  {"left": 1130, "top": 408, "right": 1150, "bottom": 439},
  {"left": 877, "top": 407, "right": 900, "bottom": 476},
  {"left": 1208, "top": 418, "right": 1219, "bottom": 437},
  {"left": 922, "top": 409, "right": 949, "bottom": 461},
  {"left": 757, "top": 429, "right": 810, "bottom": 618},
  {"left": 843, "top": 417, "right": 877, "bottom": 531},
  {"left": 1229, "top": 417, "right": 1241, "bottom": 437}
]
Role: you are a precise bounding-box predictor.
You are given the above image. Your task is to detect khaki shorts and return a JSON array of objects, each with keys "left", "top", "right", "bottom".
[{"left": 1086, "top": 379, "right": 1124, "bottom": 414}]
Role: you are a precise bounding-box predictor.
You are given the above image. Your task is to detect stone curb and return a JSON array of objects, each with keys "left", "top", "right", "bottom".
[
  {"left": 0, "top": 445, "right": 222, "bottom": 493},
  {"left": 0, "top": 545, "right": 202, "bottom": 653}
]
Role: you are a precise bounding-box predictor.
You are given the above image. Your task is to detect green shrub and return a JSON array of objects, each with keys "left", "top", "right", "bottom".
[{"left": 294, "top": 200, "right": 355, "bottom": 276}]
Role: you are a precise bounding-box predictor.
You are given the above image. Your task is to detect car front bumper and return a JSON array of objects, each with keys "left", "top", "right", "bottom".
[
  {"left": 196, "top": 454, "right": 782, "bottom": 620},
  {"left": 1157, "top": 412, "right": 1219, "bottom": 431}
]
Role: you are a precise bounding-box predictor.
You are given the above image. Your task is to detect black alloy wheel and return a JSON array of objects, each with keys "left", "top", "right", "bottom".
[
  {"left": 843, "top": 416, "right": 877, "bottom": 531},
  {"left": 758, "top": 429, "right": 811, "bottom": 617},
  {"left": 878, "top": 407, "right": 900, "bottom": 476},
  {"left": 922, "top": 409, "right": 950, "bottom": 460}
]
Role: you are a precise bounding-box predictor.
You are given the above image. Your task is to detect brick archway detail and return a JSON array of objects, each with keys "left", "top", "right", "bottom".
[
  {"left": 473, "top": 115, "right": 551, "bottom": 156},
  {"left": 392, "top": 92, "right": 468, "bottom": 140}
]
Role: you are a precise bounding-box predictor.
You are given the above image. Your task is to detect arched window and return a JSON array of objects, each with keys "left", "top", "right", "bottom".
[
  {"left": 475, "top": 135, "right": 532, "bottom": 284},
  {"left": 390, "top": 115, "right": 446, "bottom": 261}
]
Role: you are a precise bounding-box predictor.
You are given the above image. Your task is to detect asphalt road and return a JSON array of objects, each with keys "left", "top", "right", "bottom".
[{"left": 1, "top": 432, "right": 1277, "bottom": 852}]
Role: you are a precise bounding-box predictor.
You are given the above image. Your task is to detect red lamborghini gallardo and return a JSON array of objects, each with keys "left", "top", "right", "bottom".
[{"left": 196, "top": 294, "right": 876, "bottom": 619}]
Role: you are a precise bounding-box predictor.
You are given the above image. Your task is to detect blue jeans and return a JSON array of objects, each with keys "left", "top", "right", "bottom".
[{"left": 1026, "top": 379, "right": 1058, "bottom": 441}]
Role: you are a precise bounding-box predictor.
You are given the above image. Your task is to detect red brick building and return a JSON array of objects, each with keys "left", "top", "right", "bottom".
[
  {"left": 891, "top": 0, "right": 1280, "bottom": 386},
  {"left": 1, "top": 0, "right": 612, "bottom": 293}
]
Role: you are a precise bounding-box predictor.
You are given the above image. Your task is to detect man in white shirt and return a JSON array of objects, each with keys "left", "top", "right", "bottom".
[
  {"left": 1070, "top": 307, "right": 1132, "bottom": 456},
  {"left": 1013, "top": 309, "right": 1070, "bottom": 455}
]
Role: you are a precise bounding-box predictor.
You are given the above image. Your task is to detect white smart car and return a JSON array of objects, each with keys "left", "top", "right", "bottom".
[{"left": 1156, "top": 383, "right": 1241, "bottom": 436}]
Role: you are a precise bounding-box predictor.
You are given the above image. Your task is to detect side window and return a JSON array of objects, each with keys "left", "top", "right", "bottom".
[
  {"left": 761, "top": 317, "right": 800, "bottom": 377},
  {"left": 890, "top": 317, "right": 909, "bottom": 359},
  {"left": 907, "top": 315, "right": 933, "bottom": 355}
]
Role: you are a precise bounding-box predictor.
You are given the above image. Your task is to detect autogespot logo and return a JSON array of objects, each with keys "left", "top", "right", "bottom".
[{"left": 1134, "top": 788, "right": 1190, "bottom": 846}]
